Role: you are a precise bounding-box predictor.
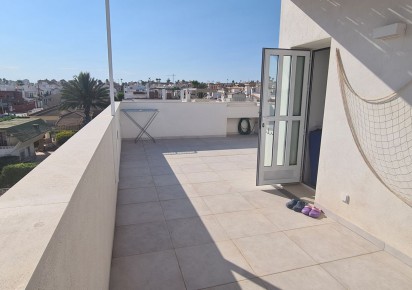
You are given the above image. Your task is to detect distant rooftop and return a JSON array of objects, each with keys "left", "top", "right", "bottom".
[
  {"left": 0, "top": 117, "right": 50, "bottom": 142},
  {"left": 0, "top": 117, "right": 39, "bottom": 129}
]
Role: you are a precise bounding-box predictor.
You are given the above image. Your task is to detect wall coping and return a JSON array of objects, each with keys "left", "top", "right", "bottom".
[{"left": 0, "top": 104, "right": 120, "bottom": 289}]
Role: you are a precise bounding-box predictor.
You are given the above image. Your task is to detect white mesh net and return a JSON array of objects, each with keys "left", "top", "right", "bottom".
[{"left": 336, "top": 49, "right": 412, "bottom": 207}]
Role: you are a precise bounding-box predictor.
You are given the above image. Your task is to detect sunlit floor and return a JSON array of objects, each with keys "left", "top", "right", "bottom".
[{"left": 110, "top": 136, "right": 412, "bottom": 290}]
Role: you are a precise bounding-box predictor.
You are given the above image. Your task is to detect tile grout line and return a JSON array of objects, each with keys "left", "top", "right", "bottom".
[
  {"left": 317, "top": 250, "right": 386, "bottom": 289},
  {"left": 155, "top": 173, "right": 189, "bottom": 290}
]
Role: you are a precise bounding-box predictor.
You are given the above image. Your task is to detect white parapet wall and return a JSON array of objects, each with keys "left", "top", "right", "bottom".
[
  {"left": 0, "top": 104, "right": 121, "bottom": 289},
  {"left": 120, "top": 100, "right": 259, "bottom": 139}
]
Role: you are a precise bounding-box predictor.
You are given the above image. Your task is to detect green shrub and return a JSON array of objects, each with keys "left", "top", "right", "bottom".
[
  {"left": 0, "top": 163, "right": 37, "bottom": 188},
  {"left": 0, "top": 156, "right": 20, "bottom": 171},
  {"left": 56, "top": 130, "right": 76, "bottom": 146}
]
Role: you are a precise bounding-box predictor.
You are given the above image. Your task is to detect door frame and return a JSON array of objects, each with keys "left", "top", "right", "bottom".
[{"left": 301, "top": 47, "right": 331, "bottom": 188}]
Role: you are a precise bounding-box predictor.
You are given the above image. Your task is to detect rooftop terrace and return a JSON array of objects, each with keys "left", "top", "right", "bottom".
[
  {"left": 111, "top": 136, "right": 412, "bottom": 289},
  {"left": 0, "top": 104, "right": 411, "bottom": 289}
]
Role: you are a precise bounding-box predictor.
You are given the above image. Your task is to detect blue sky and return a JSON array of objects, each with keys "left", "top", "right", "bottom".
[{"left": 1, "top": 0, "right": 280, "bottom": 83}]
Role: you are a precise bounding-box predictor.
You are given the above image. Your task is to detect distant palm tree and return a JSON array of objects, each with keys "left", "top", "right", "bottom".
[{"left": 60, "top": 72, "right": 110, "bottom": 125}]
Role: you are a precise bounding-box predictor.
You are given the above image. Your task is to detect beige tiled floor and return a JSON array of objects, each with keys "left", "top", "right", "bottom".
[{"left": 110, "top": 136, "right": 412, "bottom": 290}]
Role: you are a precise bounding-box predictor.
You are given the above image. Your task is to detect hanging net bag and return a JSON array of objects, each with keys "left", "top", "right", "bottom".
[{"left": 336, "top": 48, "right": 412, "bottom": 207}]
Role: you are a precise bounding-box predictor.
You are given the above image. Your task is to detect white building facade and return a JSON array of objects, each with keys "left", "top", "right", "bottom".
[{"left": 274, "top": 0, "right": 412, "bottom": 261}]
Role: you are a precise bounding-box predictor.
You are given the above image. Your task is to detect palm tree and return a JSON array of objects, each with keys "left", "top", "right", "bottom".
[{"left": 60, "top": 72, "right": 110, "bottom": 125}]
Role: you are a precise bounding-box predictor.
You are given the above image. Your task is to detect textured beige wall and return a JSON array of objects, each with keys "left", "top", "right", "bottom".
[
  {"left": 280, "top": 0, "right": 412, "bottom": 258},
  {"left": 0, "top": 104, "right": 121, "bottom": 289}
]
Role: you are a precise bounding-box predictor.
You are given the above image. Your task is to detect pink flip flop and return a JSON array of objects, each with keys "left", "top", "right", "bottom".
[
  {"left": 309, "top": 207, "right": 322, "bottom": 218},
  {"left": 301, "top": 205, "right": 312, "bottom": 215}
]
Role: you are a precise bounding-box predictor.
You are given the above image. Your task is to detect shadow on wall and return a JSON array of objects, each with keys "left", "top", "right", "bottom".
[{"left": 291, "top": 0, "right": 412, "bottom": 105}]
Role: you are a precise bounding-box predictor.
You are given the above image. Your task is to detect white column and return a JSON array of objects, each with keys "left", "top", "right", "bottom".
[
  {"left": 162, "top": 89, "right": 167, "bottom": 100},
  {"left": 105, "top": 0, "right": 115, "bottom": 116}
]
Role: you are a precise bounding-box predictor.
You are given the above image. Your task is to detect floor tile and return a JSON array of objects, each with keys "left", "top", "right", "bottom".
[
  {"left": 167, "top": 215, "right": 229, "bottom": 248},
  {"left": 119, "top": 166, "right": 151, "bottom": 177},
  {"left": 202, "top": 193, "right": 254, "bottom": 214},
  {"left": 120, "top": 153, "right": 147, "bottom": 161},
  {"left": 234, "top": 232, "right": 316, "bottom": 276},
  {"left": 112, "top": 221, "right": 172, "bottom": 257},
  {"left": 185, "top": 171, "right": 222, "bottom": 183},
  {"left": 259, "top": 207, "right": 335, "bottom": 231},
  {"left": 153, "top": 174, "right": 182, "bottom": 186},
  {"left": 161, "top": 197, "right": 212, "bottom": 220},
  {"left": 147, "top": 159, "right": 170, "bottom": 168},
  {"left": 110, "top": 250, "right": 186, "bottom": 290},
  {"left": 120, "top": 159, "right": 149, "bottom": 169},
  {"left": 235, "top": 160, "right": 257, "bottom": 169},
  {"left": 284, "top": 223, "right": 379, "bottom": 263},
  {"left": 156, "top": 183, "right": 198, "bottom": 200},
  {"left": 263, "top": 266, "right": 344, "bottom": 290},
  {"left": 191, "top": 181, "right": 237, "bottom": 196},
  {"left": 228, "top": 179, "right": 274, "bottom": 193},
  {"left": 118, "top": 175, "right": 154, "bottom": 189},
  {"left": 175, "top": 241, "right": 256, "bottom": 290},
  {"left": 117, "top": 187, "right": 158, "bottom": 205},
  {"left": 116, "top": 202, "right": 164, "bottom": 226},
  {"left": 239, "top": 190, "right": 288, "bottom": 209},
  {"left": 218, "top": 170, "right": 254, "bottom": 181},
  {"left": 179, "top": 163, "right": 212, "bottom": 173},
  {"left": 201, "top": 156, "right": 228, "bottom": 164},
  {"left": 216, "top": 210, "right": 280, "bottom": 239},
  {"left": 150, "top": 165, "right": 181, "bottom": 176},
  {"left": 203, "top": 278, "right": 267, "bottom": 290},
  {"left": 207, "top": 162, "right": 240, "bottom": 171},
  {"left": 322, "top": 251, "right": 412, "bottom": 290},
  {"left": 170, "top": 157, "right": 204, "bottom": 166}
]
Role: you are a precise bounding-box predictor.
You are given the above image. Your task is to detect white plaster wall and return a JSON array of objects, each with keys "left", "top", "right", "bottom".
[
  {"left": 279, "top": 0, "right": 329, "bottom": 49},
  {"left": 226, "top": 102, "right": 259, "bottom": 135},
  {"left": 280, "top": 0, "right": 412, "bottom": 258},
  {"left": 0, "top": 104, "right": 121, "bottom": 289},
  {"left": 120, "top": 100, "right": 259, "bottom": 139},
  {"left": 227, "top": 118, "right": 259, "bottom": 135},
  {"left": 120, "top": 101, "right": 227, "bottom": 139},
  {"left": 120, "top": 101, "right": 259, "bottom": 138}
]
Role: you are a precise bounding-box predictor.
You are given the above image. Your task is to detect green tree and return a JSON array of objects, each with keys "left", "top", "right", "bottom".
[
  {"left": 116, "top": 92, "right": 125, "bottom": 101},
  {"left": 0, "top": 163, "right": 37, "bottom": 188},
  {"left": 60, "top": 72, "right": 110, "bottom": 125},
  {"left": 56, "top": 130, "right": 76, "bottom": 146}
]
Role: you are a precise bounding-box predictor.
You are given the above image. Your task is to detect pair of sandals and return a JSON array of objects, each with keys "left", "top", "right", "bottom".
[{"left": 286, "top": 199, "right": 321, "bottom": 218}]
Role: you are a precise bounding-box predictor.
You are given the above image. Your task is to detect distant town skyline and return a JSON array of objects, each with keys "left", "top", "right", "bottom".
[{"left": 1, "top": 0, "right": 280, "bottom": 83}]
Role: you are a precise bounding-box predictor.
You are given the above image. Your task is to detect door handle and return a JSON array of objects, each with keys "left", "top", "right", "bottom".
[{"left": 262, "top": 123, "right": 265, "bottom": 128}]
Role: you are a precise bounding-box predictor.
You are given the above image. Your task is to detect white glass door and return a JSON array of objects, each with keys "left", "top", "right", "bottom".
[{"left": 257, "top": 49, "right": 311, "bottom": 185}]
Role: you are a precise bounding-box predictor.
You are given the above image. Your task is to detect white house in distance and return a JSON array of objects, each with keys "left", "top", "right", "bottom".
[
  {"left": 0, "top": 118, "right": 49, "bottom": 160},
  {"left": 257, "top": 0, "right": 411, "bottom": 264}
]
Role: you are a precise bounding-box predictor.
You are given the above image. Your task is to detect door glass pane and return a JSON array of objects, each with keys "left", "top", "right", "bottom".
[
  {"left": 293, "top": 56, "right": 305, "bottom": 116},
  {"left": 268, "top": 55, "right": 278, "bottom": 116},
  {"left": 276, "top": 121, "right": 287, "bottom": 165},
  {"left": 289, "top": 121, "right": 300, "bottom": 165},
  {"left": 264, "top": 122, "right": 275, "bottom": 167},
  {"left": 279, "top": 56, "right": 291, "bottom": 116}
]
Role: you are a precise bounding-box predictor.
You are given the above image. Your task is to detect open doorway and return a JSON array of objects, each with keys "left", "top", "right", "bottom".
[{"left": 302, "top": 48, "right": 330, "bottom": 188}]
